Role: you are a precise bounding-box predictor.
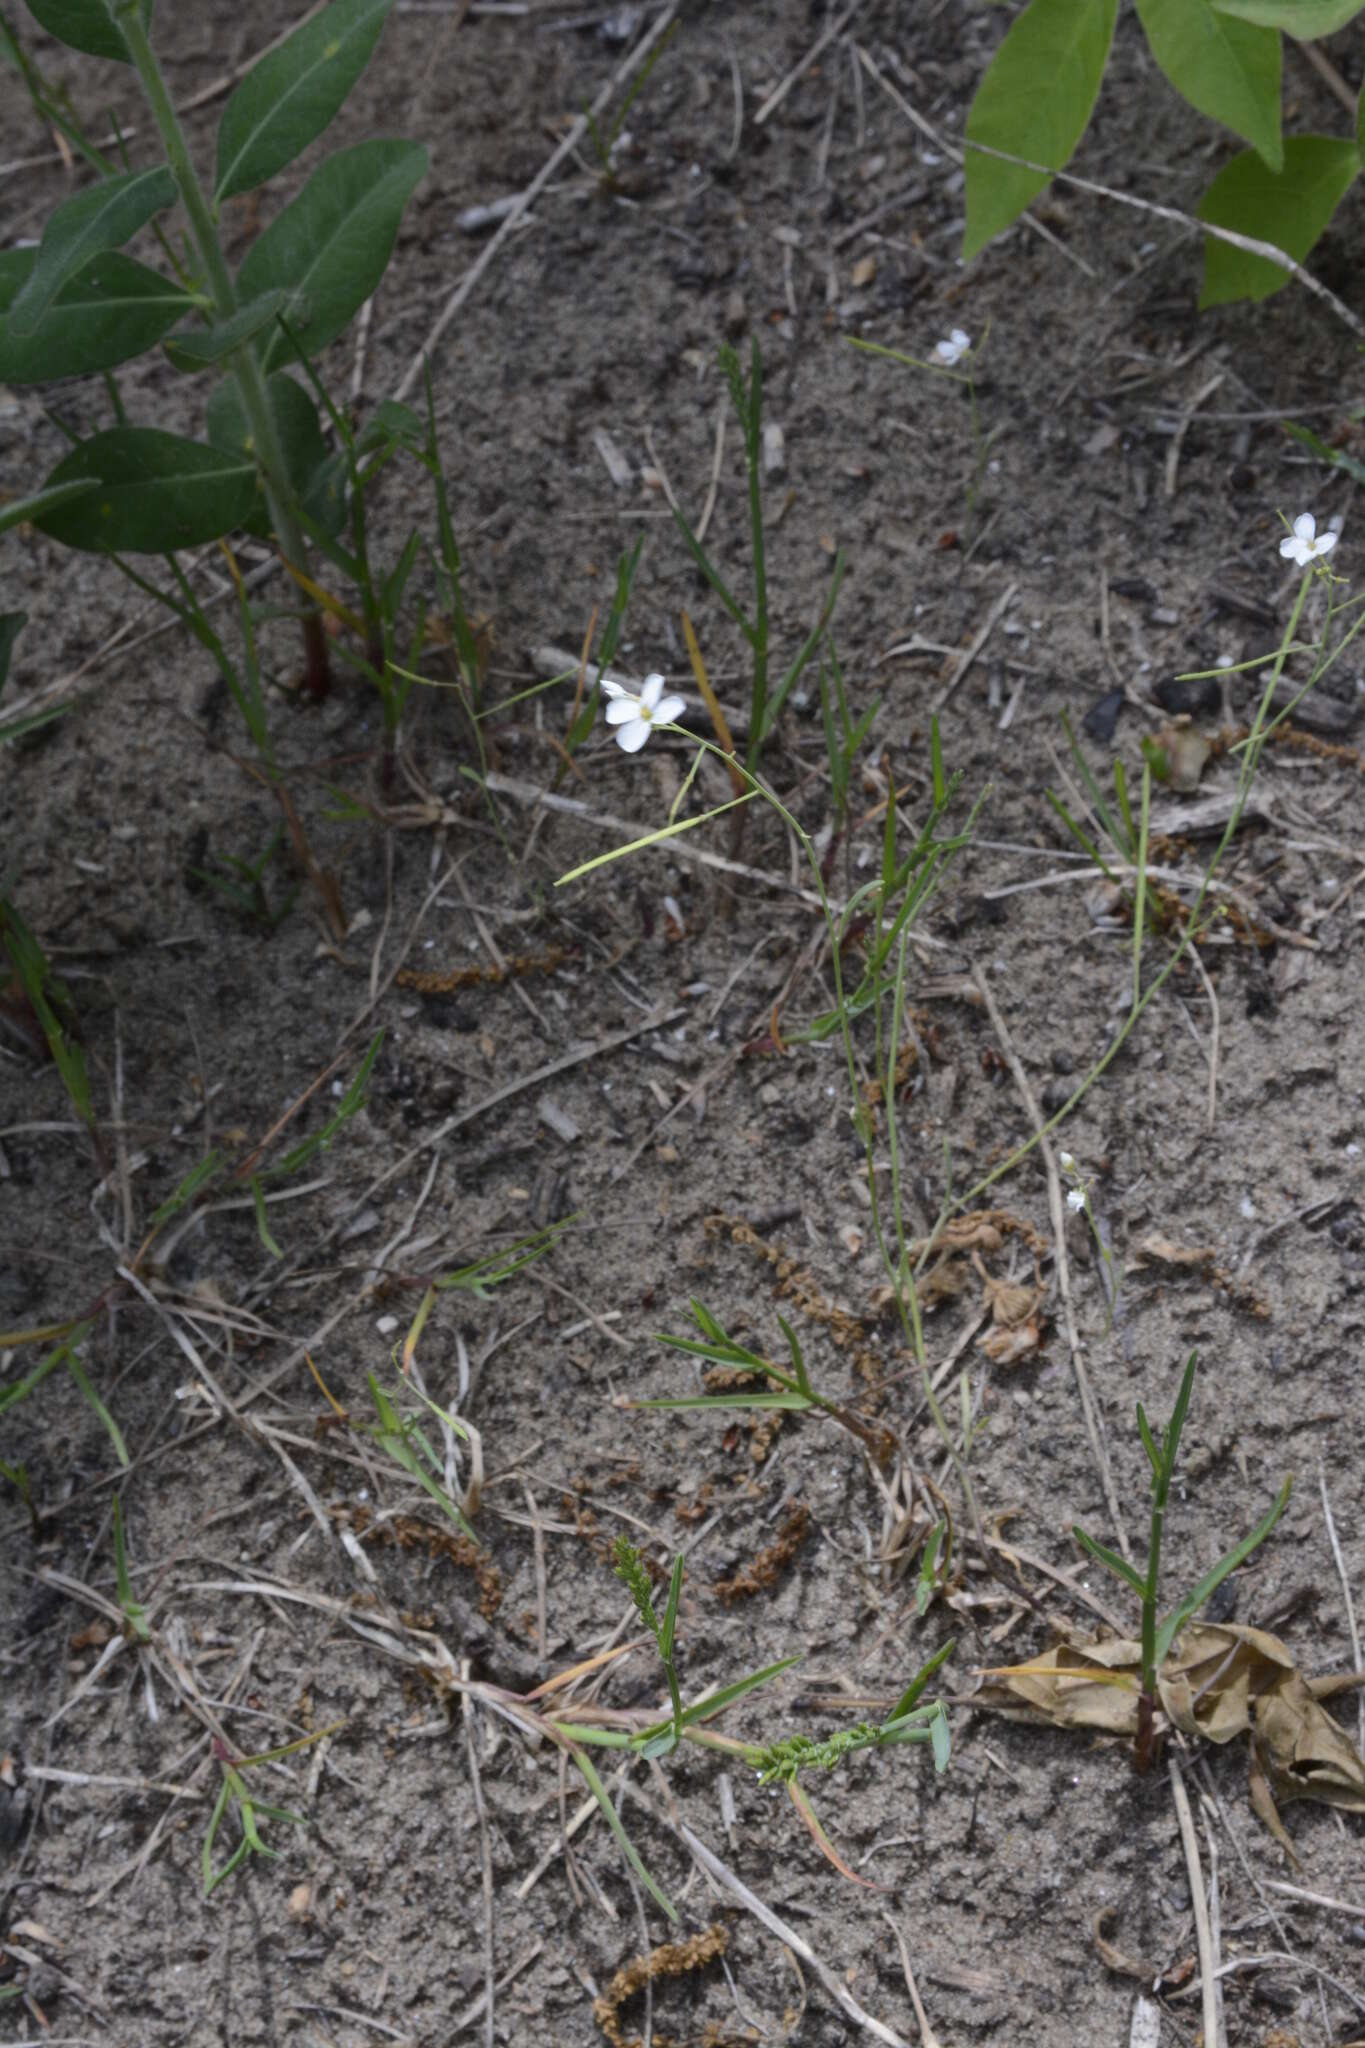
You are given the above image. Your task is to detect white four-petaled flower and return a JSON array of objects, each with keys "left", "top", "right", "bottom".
[
  {"left": 933, "top": 329, "right": 971, "bottom": 367},
  {"left": 601, "top": 672, "right": 686, "bottom": 753},
  {"left": 1066, "top": 1188, "right": 1086, "bottom": 1214},
  {"left": 1279, "top": 512, "right": 1338, "bottom": 567}
]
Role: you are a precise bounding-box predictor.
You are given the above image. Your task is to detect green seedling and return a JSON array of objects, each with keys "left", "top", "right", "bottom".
[
  {"left": 670, "top": 338, "right": 844, "bottom": 767},
  {"left": 1, "top": 894, "right": 93, "bottom": 1134},
  {"left": 1073, "top": 1350, "right": 1292, "bottom": 1772},
  {"left": 817, "top": 635, "right": 880, "bottom": 857},
  {"left": 188, "top": 828, "right": 298, "bottom": 928},
  {"left": 850, "top": 325, "right": 995, "bottom": 545},
  {"left": 961, "top": 0, "right": 1365, "bottom": 309},
  {"left": 552, "top": 1541, "right": 952, "bottom": 1918},
  {"left": 635, "top": 1300, "right": 896, "bottom": 1463},
  {"left": 584, "top": 19, "right": 677, "bottom": 189},
  {"left": 0, "top": 1323, "right": 128, "bottom": 1470},
  {"left": 203, "top": 1725, "right": 340, "bottom": 1895},
  {"left": 354, "top": 1368, "right": 478, "bottom": 1542},
  {"left": 112, "top": 1496, "right": 151, "bottom": 1642}
]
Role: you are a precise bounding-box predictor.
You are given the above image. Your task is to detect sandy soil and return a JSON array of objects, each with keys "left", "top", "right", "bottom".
[{"left": 3, "top": 4, "right": 1365, "bottom": 2045}]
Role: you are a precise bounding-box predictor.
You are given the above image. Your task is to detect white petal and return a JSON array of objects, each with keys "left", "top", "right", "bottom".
[
  {"left": 952, "top": 328, "right": 970, "bottom": 349},
  {"left": 653, "top": 694, "right": 686, "bottom": 724},
  {"left": 1279, "top": 535, "right": 1298, "bottom": 559},
  {"left": 1314, "top": 529, "right": 1339, "bottom": 555},
  {"left": 605, "top": 697, "right": 641, "bottom": 724},
  {"left": 615, "top": 717, "right": 651, "bottom": 752},
  {"left": 601, "top": 678, "right": 628, "bottom": 700},
  {"left": 639, "top": 672, "right": 665, "bottom": 711},
  {"left": 1294, "top": 512, "right": 1317, "bottom": 543}
]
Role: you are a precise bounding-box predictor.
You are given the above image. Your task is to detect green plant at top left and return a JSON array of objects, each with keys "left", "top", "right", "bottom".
[{"left": 0, "top": 0, "right": 428, "bottom": 702}]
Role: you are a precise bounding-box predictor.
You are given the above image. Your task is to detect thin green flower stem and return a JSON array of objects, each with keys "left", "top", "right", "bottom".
[
  {"left": 932, "top": 563, "right": 1318, "bottom": 1236},
  {"left": 113, "top": 4, "right": 316, "bottom": 654}
]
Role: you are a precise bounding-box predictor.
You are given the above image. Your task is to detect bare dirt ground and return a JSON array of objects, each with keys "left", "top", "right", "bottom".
[{"left": 3, "top": 3, "right": 1365, "bottom": 2044}]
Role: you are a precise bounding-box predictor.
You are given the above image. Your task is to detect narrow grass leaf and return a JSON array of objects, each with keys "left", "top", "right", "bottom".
[
  {"left": 1154, "top": 1475, "right": 1293, "bottom": 1666},
  {"left": 567, "top": 1744, "right": 677, "bottom": 1921}
]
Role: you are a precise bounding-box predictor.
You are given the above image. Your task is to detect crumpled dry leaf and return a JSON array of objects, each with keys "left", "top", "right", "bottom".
[
  {"left": 975, "top": 1622, "right": 1365, "bottom": 1847},
  {"left": 1131, "top": 1233, "right": 1217, "bottom": 1270},
  {"left": 978, "top": 1320, "right": 1043, "bottom": 1366},
  {"left": 973, "top": 1253, "right": 1047, "bottom": 1367}
]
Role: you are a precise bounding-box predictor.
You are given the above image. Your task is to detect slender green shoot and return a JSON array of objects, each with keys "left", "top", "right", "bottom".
[{"left": 1073, "top": 1352, "right": 1292, "bottom": 1770}]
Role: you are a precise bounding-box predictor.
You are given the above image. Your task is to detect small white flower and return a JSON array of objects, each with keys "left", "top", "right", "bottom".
[
  {"left": 1066, "top": 1188, "right": 1086, "bottom": 1214},
  {"left": 1279, "top": 512, "right": 1338, "bottom": 567},
  {"left": 602, "top": 671, "right": 685, "bottom": 753},
  {"left": 1058, "top": 1150, "right": 1077, "bottom": 1173},
  {"left": 933, "top": 328, "right": 971, "bottom": 367}
]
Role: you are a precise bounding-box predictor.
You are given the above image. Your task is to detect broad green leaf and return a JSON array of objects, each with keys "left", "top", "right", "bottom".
[
  {"left": 215, "top": 0, "right": 393, "bottom": 202},
  {"left": 238, "top": 139, "right": 429, "bottom": 374},
  {"left": 208, "top": 366, "right": 331, "bottom": 501},
  {"left": 1198, "top": 134, "right": 1360, "bottom": 305},
  {"left": 23, "top": 0, "right": 149, "bottom": 62},
  {"left": 33, "top": 428, "right": 258, "bottom": 552},
  {"left": 963, "top": 0, "right": 1118, "bottom": 261},
  {"left": 1212, "top": 0, "right": 1363, "bottom": 32},
  {"left": 8, "top": 165, "right": 177, "bottom": 337},
  {"left": 163, "top": 289, "right": 295, "bottom": 371},
  {"left": 0, "top": 249, "right": 193, "bottom": 382},
  {"left": 0, "top": 476, "right": 98, "bottom": 539},
  {"left": 1135, "top": 0, "right": 1281, "bottom": 170}
]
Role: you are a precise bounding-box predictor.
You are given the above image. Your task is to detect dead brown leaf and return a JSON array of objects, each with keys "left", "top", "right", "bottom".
[{"left": 975, "top": 1622, "right": 1365, "bottom": 1847}]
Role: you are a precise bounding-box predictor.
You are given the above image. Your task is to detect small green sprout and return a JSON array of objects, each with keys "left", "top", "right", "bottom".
[{"left": 1073, "top": 1351, "right": 1292, "bottom": 1772}]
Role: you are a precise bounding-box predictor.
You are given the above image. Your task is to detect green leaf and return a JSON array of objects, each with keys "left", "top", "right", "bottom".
[
  {"left": 1211, "top": 0, "right": 1363, "bottom": 32},
  {"left": 163, "top": 289, "right": 296, "bottom": 371},
  {"left": 238, "top": 138, "right": 429, "bottom": 374},
  {"left": 0, "top": 476, "right": 98, "bottom": 540},
  {"left": 1135, "top": 0, "right": 1281, "bottom": 170},
  {"left": 0, "top": 612, "right": 25, "bottom": 693},
  {"left": 963, "top": 0, "right": 1119, "bottom": 261},
  {"left": 216, "top": 0, "right": 393, "bottom": 201},
  {"left": 1153, "top": 1474, "right": 1292, "bottom": 1667},
  {"left": 1198, "top": 134, "right": 1360, "bottom": 305},
  {"left": 23, "top": 0, "right": 150, "bottom": 62},
  {"left": 7, "top": 165, "right": 177, "bottom": 337},
  {"left": 206, "top": 367, "right": 328, "bottom": 504},
  {"left": 0, "top": 249, "right": 194, "bottom": 383},
  {"left": 33, "top": 428, "right": 258, "bottom": 553},
  {"left": 1283, "top": 419, "right": 1365, "bottom": 489},
  {"left": 1073, "top": 1525, "right": 1149, "bottom": 1601}
]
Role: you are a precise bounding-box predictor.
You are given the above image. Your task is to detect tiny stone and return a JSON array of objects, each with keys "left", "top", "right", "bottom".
[
  {"left": 1042, "top": 1077, "right": 1072, "bottom": 1114},
  {"left": 724, "top": 288, "right": 747, "bottom": 337},
  {"left": 1050, "top": 1049, "right": 1075, "bottom": 1075}
]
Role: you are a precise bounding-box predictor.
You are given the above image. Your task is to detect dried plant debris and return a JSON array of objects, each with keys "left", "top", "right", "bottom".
[
  {"left": 976, "top": 1623, "right": 1365, "bottom": 1852},
  {"left": 592, "top": 1923, "right": 731, "bottom": 2048},
  {"left": 1130, "top": 1232, "right": 1271, "bottom": 1318},
  {"left": 332, "top": 1505, "right": 502, "bottom": 1617},
  {"left": 974, "top": 1252, "right": 1048, "bottom": 1367},
  {"left": 396, "top": 943, "right": 576, "bottom": 994},
  {"left": 713, "top": 1503, "right": 809, "bottom": 1604},
  {"left": 705, "top": 1213, "right": 873, "bottom": 1366}
]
